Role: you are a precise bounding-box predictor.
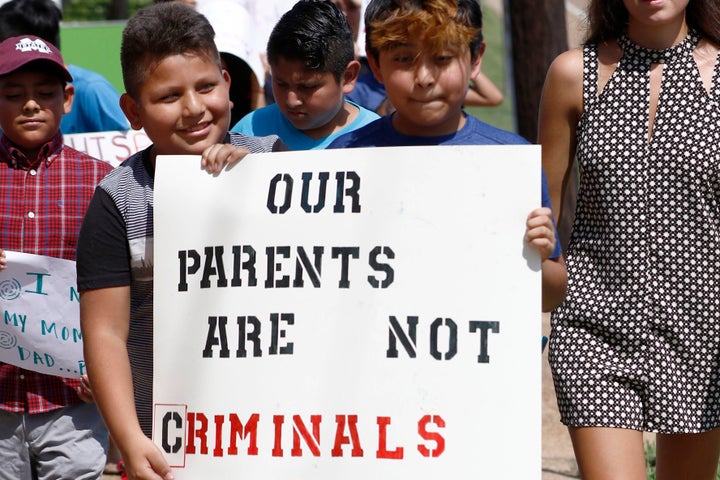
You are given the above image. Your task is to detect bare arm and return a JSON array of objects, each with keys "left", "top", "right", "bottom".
[
  {"left": 81, "top": 287, "right": 173, "bottom": 480},
  {"left": 538, "top": 49, "right": 583, "bottom": 222},
  {"left": 464, "top": 70, "right": 504, "bottom": 107},
  {"left": 535, "top": 49, "right": 584, "bottom": 311}
]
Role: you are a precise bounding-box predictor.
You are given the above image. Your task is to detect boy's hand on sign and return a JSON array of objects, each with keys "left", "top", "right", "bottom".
[
  {"left": 201, "top": 144, "right": 250, "bottom": 175},
  {"left": 0, "top": 249, "right": 5, "bottom": 270},
  {"left": 525, "top": 207, "right": 557, "bottom": 261}
]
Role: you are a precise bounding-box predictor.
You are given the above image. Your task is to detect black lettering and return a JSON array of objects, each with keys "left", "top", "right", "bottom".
[
  {"left": 367, "top": 246, "right": 395, "bottom": 288},
  {"left": 300, "top": 171, "right": 329, "bottom": 213},
  {"left": 469, "top": 321, "right": 500, "bottom": 363}
]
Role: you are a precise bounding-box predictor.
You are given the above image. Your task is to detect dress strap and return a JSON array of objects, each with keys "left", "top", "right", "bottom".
[
  {"left": 582, "top": 43, "right": 599, "bottom": 109},
  {"left": 712, "top": 48, "right": 720, "bottom": 98}
]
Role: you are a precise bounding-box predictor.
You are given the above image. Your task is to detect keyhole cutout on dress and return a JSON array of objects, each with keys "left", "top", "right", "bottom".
[{"left": 647, "top": 62, "right": 663, "bottom": 143}]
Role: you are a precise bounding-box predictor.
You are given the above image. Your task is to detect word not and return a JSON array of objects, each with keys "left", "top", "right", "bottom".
[
  {"left": 178, "top": 245, "right": 395, "bottom": 292},
  {"left": 387, "top": 316, "right": 500, "bottom": 363},
  {"left": 160, "top": 410, "right": 445, "bottom": 459},
  {"left": 267, "top": 171, "right": 361, "bottom": 214}
]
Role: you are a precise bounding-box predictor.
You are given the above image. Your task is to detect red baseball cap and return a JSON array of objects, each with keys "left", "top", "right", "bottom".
[{"left": 0, "top": 35, "right": 72, "bottom": 82}]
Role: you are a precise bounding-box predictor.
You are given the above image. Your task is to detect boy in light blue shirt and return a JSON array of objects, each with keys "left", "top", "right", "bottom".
[{"left": 231, "top": 0, "right": 378, "bottom": 150}]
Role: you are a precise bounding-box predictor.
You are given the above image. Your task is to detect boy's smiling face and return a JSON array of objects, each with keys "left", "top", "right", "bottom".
[
  {"left": 271, "top": 57, "right": 356, "bottom": 140},
  {"left": 121, "top": 52, "right": 231, "bottom": 157},
  {"left": 0, "top": 68, "right": 72, "bottom": 159},
  {"left": 370, "top": 40, "right": 481, "bottom": 137}
]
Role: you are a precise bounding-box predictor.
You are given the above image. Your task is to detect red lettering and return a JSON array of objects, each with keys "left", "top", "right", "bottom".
[
  {"left": 272, "top": 415, "right": 284, "bottom": 457},
  {"left": 110, "top": 134, "right": 132, "bottom": 163},
  {"left": 331, "top": 414, "right": 364, "bottom": 457},
  {"left": 213, "top": 415, "right": 224, "bottom": 457},
  {"left": 228, "top": 413, "right": 260, "bottom": 455},
  {"left": 291, "top": 414, "right": 322, "bottom": 457},
  {"left": 417, "top": 415, "right": 445, "bottom": 457},
  {"left": 376, "top": 416, "right": 404, "bottom": 459},
  {"left": 186, "top": 412, "right": 209, "bottom": 455}
]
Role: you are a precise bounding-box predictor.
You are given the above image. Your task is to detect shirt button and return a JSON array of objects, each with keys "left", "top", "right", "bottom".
[
  {"left": 29, "top": 169, "right": 37, "bottom": 176},
  {"left": 27, "top": 212, "right": 35, "bottom": 219},
  {"left": 19, "top": 374, "right": 25, "bottom": 380}
]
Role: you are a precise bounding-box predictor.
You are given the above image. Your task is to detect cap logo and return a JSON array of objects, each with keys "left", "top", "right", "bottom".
[{"left": 15, "top": 37, "right": 52, "bottom": 54}]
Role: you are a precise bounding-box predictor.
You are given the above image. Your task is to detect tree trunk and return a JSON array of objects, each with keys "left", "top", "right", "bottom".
[
  {"left": 506, "top": 0, "right": 576, "bottom": 251},
  {"left": 506, "top": 0, "right": 567, "bottom": 143},
  {"left": 107, "top": 0, "right": 129, "bottom": 20}
]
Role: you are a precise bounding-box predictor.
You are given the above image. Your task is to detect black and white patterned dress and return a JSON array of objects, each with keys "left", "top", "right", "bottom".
[{"left": 549, "top": 31, "right": 720, "bottom": 433}]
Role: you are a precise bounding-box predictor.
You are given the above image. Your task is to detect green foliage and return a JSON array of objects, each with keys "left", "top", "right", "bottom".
[
  {"left": 63, "top": 0, "right": 152, "bottom": 21},
  {"left": 465, "top": 4, "right": 515, "bottom": 134},
  {"left": 645, "top": 440, "right": 657, "bottom": 480}
]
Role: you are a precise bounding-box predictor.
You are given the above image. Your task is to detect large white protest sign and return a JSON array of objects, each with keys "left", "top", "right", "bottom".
[
  {"left": 65, "top": 129, "right": 151, "bottom": 167},
  {"left": 153, "top": 146, "right": 542, "bottom": 479},
  {"left": 0, "top": 251, "right": 85, "bottom": 378}
]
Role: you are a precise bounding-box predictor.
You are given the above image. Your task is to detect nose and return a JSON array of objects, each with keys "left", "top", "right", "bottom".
[
  {"left": 414, "top": 58, "right": 436, "bottom": 88},
  {"left": 183, "top": 91, "right": 205, "bottom": 117},
  {"left": 23, "top": 98, "right": 40, "bottom": 113},
  {"left": 285, "top": 90, "right": 302, "bottom": 109}
]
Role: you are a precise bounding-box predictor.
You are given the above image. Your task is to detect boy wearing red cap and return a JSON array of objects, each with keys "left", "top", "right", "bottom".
[{"left": 0, "top": 35, "right": 111, "bottom": 480}]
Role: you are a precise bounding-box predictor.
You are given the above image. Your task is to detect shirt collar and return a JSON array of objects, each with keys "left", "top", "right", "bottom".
[{"left": 0, "top": 131, "right": 64, "bottom": 170}]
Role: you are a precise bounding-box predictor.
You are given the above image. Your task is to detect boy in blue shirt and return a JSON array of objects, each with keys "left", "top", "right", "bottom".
[
  {"left": 231, "top": 0, "right": 378, "bottom": 150},
  {"left": 330, "top": 0, "right": 566, "bottom": 310}
]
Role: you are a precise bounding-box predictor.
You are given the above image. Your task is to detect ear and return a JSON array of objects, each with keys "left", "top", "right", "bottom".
[
  {"left": 366, "top": 53, "right": 384, "bottom": 84},
  {"left": 222, "top": 68, "right": 231, "bottom": 90},
  {"left": 471, "top": 42, "right": 486, "bottom": 79},
  {"left": 221, "top": 68, "right": 234, "bottom": 115},
  {"left": 120, "top": 93, "right": 143, "bottom": 131},
  {"left": 340, "top": 59, "right": 361, "bottom": 94},
  {"left": 63, "top": 83, "right": 75, "bottom": 115}
]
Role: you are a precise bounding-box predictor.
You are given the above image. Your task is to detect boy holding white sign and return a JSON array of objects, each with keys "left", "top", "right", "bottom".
[
  {"left": 76, "top": 3, "right": 286, "bottom": 480},
  {"left": 329, "top": 0, "right": 566, "bottom": 310},
  {"left": 0, "top": 35, "right": 111, "bottom": 479}
]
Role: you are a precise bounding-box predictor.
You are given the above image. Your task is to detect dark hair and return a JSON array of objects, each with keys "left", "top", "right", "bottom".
[
  {"left": 121, "top": 2, "right": 220, "bottom": 98},
  {"left": 364, "top": 0, "right": 483, "bottom": 61},
  {"left": 586, "top": 0, "right": 720, "bottom": 45},
  {"left": 0, "top": 0, "right": 62, "bottom": 48},
  {"left": 266, "top": 0, "right": 355, "bottom": 82}
]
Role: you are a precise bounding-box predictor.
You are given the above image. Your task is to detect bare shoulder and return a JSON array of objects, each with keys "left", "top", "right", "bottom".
[
  {"left": 546, "top": 48, "right": 584, "bottom": 85},
  {"left": 543, "top": 48, "right": 584, "bottom": 114}
]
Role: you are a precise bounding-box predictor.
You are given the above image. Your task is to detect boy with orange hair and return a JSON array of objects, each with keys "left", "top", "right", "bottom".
[{"left": 330, "top": 0, "right": 566, "bottom": 310}]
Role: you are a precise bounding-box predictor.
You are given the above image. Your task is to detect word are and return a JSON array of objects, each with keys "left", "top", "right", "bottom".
[
  {"left": 203, "top": 313, "right": 294, "bottom": 358},
  {"left": 160, "top": 410, "right": 445, "bottom": 459},
  {"left": 178, "top": 245, "right": 395, "bottom": 292}
]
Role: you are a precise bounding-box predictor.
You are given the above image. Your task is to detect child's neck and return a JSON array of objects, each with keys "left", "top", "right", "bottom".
[{"left": 303, "top": 101, "right": 359, "bottom": 140}]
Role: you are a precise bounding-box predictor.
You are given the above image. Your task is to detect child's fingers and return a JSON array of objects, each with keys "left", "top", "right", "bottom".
[
  {"left": 0, "top": 249, "right": 6, "bottom": 271},
  {"left": 223, "top": 146, "right": 250, "bottom": 171},
  {"left": 201, "top": 145, "right": 250, "bottom": 174},
  {"left": 525, "top": 208, "right": 556, "bottom": 260}
]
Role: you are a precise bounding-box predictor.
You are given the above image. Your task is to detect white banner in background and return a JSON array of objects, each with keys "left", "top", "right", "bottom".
[
  {"left": 0, "top": 251, "right": 85, "bottom": 378},
  {"left": 65, "top": 129, "right": 151, "bottom": 167},
  {"left": 153, "top": 145, "right": 542, "bottom": 479}
]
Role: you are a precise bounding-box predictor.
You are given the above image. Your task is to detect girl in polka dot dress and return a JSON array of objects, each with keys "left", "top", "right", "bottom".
[{"left": 539, "top": 0, "right": 720, "bottom": 478}]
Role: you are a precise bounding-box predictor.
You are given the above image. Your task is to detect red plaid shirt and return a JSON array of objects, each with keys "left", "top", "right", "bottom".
[{"left": 0, "top": 131, "right": 113, "bottom": 414}]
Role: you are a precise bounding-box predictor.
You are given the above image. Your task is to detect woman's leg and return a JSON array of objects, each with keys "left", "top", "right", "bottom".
[
  {"left": 568, "top": 426, "right": 646, "bottom": 480},
  {"left": 655, "top": 428, "right": 720, "bottom": 480}
]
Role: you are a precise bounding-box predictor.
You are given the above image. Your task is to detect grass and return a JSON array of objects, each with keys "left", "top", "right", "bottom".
[{"left": 465, "top": 4, "right": 515, "bottom": 133}]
